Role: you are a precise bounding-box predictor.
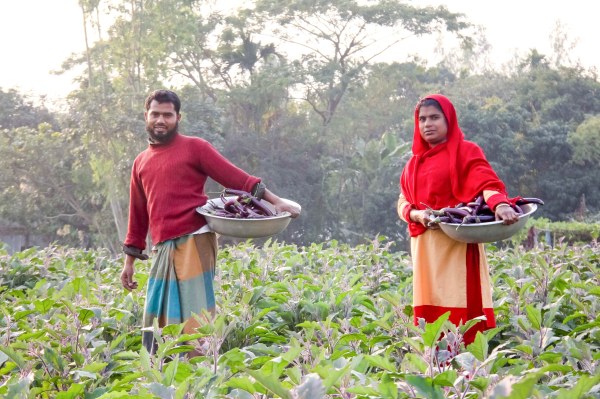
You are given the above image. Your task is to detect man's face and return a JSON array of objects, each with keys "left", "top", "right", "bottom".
[{"left": 145, "top": 100, "right": 181, "bottom": 143}]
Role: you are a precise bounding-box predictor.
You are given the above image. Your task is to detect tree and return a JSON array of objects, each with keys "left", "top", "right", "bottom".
[{"left": 253, "top": 0, "right": 469, "bottom": 126}]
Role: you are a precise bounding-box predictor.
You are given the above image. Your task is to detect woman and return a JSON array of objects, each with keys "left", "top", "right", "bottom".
[{"left": 397, "top": 94, "right": 518, "bottom": 345}]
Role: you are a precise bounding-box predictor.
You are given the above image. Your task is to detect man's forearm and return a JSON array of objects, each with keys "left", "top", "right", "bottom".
[
  {"left": 263, "top": 189, "right": 281, "bottom": 204},
  {"left": 125, "top": 254, "right": 136, "bottom": 267}
]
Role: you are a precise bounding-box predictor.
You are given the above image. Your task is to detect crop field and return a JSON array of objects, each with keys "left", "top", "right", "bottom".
[{"left": 0, "top": 238, "right": 599, "bottom": 398}]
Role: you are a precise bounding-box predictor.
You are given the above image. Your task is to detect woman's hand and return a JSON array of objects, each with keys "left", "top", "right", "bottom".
[
  {"left": 410, "top": 209, "right": 440, "bottom": 230},
  {"left": 495, "top": 204, "right": 519, "bottom": 225}
]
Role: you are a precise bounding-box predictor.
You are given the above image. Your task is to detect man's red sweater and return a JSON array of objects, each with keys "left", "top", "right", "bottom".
[{"left": 124, "top": 133, "right": 261, "bottom": 250}]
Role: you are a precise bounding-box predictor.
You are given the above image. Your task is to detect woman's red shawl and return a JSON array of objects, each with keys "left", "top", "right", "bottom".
[{"left": 400, "top": 94, "right": 507, "bottom": 237}]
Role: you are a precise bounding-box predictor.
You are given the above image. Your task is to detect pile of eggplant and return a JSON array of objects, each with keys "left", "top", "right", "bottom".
[
  {"left": 206, "top": 189, "right": 275, "bottom": 219},
  {"left": 425, "top": 196, "right": 544, "bottom": 227}
]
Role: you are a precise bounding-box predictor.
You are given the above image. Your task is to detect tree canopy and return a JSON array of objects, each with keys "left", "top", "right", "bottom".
[{"left": 1, "top": 0, "right": 599, "bottom": 252}]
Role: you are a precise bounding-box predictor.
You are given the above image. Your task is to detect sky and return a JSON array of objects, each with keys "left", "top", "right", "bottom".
[{"left": 1, "top": 0, "right": 599, "bottom": 104}]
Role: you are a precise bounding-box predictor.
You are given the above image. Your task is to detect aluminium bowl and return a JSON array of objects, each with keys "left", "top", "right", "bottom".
[
  {"left": 196, "top": 197, "right": 300, "bottom": 238},
  {"left": 439, "top": 203, "right": 537, "bottom": 244}
]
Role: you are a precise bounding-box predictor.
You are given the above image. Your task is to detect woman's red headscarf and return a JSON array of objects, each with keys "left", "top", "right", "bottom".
[{"left": 401, "top": 94, "right": 507, "bottom": 236}]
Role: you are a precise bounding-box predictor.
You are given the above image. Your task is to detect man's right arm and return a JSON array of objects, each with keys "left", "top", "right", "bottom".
[
  {"left": 123, "top": 160, "right": 150, "bottom": 252},
  {"left": 121, "top": 160, "right": 149, "bottom": 291}
]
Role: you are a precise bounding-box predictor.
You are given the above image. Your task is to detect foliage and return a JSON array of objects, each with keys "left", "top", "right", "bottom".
[
  {"left": 2, "top": 1, "right": 600, "bottom": 251},
  {"left": 1, "top": 238, "right": 600, "bottom": 398}
]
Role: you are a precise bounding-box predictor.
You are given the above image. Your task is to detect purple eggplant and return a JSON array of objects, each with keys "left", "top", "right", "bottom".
[
  {"left": 225, "top": 189, "right": 256, "bottom": 199},
  {"left": 515, "top": 198, "right": 545, "bottom": 206},
  {"left": 465, "top": 215, "right": 495, "bottom": 223},
  {"left": 442, "top": 207, "right": 471, "bottom": 218},
  {"left": 250, "top": 198, "right": 274, "bottom": 216}
]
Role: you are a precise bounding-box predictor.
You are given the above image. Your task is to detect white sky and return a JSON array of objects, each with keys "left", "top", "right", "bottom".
[{"left": 2, "top": 0, "right": 599, "bottom": 103}]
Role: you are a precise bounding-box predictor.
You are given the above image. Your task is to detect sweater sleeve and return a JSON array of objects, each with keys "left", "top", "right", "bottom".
[
  {"left": 483, "top": 190, "right": 510, "bottom": 211},
  {"left": 198, "top": 140, "right": 261, "bottom": 193},
  {"left": 124, "top": 159, "right": 149, "bottom": 251}
]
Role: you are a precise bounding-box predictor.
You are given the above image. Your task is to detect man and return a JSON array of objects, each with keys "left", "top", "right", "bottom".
[{"left": 121, "top": 90, "right": 300, "bottom": 354}]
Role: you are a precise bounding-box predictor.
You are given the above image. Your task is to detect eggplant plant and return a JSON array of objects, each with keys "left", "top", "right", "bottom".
[{"left": 0, "top": 237, "right": 599, "bottom": 398}]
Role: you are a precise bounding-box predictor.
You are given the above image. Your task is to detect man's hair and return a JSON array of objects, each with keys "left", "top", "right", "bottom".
[
  {"left": 145, "top": 90, "right": 181, "bottom": 114},
  {"left": 417, "top": 98, "right": 443, "bottom": 114}
]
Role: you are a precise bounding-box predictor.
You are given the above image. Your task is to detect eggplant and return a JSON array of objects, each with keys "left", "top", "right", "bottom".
[
  {"left": 444, "top": 211, "right": 458, "bottom": 224},
  {"left": 250, "top": 198, "right": 274, "bottom": 216},
  {"left": 225, "top": 188, "right": 256, "bottom": 199},
  {"left": 428, "top": 216, "right": 451, "bottom": 226},
  {"left": 442, "top": 207, "right": 471, "bottom": 218},
  {"left": 515, "top": 198, "right": 545, "bottom": 206},
  {"left": 514, "top": 204, "right": 524, "bottom": 215},
  {"left": 465, "top": 215, "right": 495, "bottom": 223}
]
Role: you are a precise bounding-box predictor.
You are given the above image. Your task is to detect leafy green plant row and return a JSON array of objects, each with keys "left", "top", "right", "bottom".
[{"left": 0, "top": 237, "right": 599, "bottom": 398}]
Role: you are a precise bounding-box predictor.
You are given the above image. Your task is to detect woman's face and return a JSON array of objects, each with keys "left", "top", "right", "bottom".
[{"left": 418, "top": 105, "right": 448, "bottom": 147}]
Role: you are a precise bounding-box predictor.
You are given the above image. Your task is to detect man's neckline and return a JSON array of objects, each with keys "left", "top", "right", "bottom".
[{"left": 148, "top": 132, "right": 180, "bottom": 150}]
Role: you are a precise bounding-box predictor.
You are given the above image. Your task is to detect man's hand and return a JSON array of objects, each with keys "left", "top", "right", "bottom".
[
  {"left": 495, "top": 204, "right": 520, "bottom": 225},
  {"left": 273, "top": 198, "right": 301, "bottom": 218},
  {"left": 121, "top": 255, "right": 139, "bottom": 291},
  {"left": 263, "top": 189, "right": 301, "bottom": 218},
  {"left": 410, "top": 209, "right": 440, "bottom": 230}
]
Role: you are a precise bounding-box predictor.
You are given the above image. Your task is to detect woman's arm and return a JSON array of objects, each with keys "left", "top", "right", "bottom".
[
  {"left": 397, "top": 193, "right": 412, "bottom": 223},
  {"left": 483, "top": 190, "right": 519, "bottom": 225},
  {"left": 398, "top": 193, "right": 439, "bottom": 229}
]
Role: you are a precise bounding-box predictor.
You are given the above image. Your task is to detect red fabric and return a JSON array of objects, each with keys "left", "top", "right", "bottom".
[
  {"left": 400, "top": 94, "right": 509, "bottom": 237},
  {"left": 413, "top": 243, "right": 496, "bottom": 346},
  {"left": 124, "top": 133, "right": 261, "bottom": 250}
]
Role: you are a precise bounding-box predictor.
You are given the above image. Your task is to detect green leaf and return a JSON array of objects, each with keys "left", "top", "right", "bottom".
[
  {"left": 365, "top": 354, "right": 396, "bottom": 372},
  {"left": 467, "top": 331, "right": 489, "bottom": 362},
  {"left": 459, "top": 316, "right": 487, "bottom": 335},
  {"left": 401, "top": 353, "right": 428, "bottom": 374},
  {"left": 226, "top": 377, "right": 256, "bottom": 394},
  {"left": 490, "top": 371, "right": 544, "bottom": 399},
  {"left": 1, "top": 347, "right": 28, "bottom": 371},
  {"left": 34, "top": 298, "right": 55, "bottom": 314},
  {"left": 175, "top": 380, "right": 190, "bottom": 399},
  {"left": 563, "top": 312, "right": 587, "bottom": 324},
  {"left": 43, "top": 346, "right": 66, "bottom": 373},
  {"left": 422, "top": 312, "right": 451, "bottom": 348},
  {"left": 432, "top": 370, "right": 457, "bottom": 387},
  {"left": 70, "top": 370, "right": 98, "bottom": 380},
  {"left": 78, "top": 308, "right": 101, "bottom": 323},
  {"left": 285, "top": 367, "right": 302, "bottom": 385},
  {"left": 143, "top": 383, "right": 176, "bottom": 399},
  {"left": 525, "top": 305, "right": 542, "bottom": 330},
  {"left": 56, "top": 383, "right": 84, "bottom": 399},
  {"left": 405, "top": 375, "right": 444, "bottom": 399},
  {"left": 239, "top": 366, "right": 293, "bottom": 399},
  {"left": 163, "top": 356, "right": 179, "bottom": 386},
  {"left": 322, "top": 364, "right": 351, "bottom": 392},
  {"left": 556, "top": 375, "right": 600, "bottom": 399},
  {"left": 162, "top": 323, "right": 185, "bottom": 337},
  {"left": 12, "top": 310, "right": 35, "bottom": 321},
  {"left": 513, "top": 345, "right": 533, "bottom": 355},
  {"left": 378, "top": 372, "right": 399, "bottom": 399},
  {"left": 165, "top": 345, "right": 195, "bottom": 356},
  {"left": 0, "top": 351, "right": 8, "bottom": 368},
  {"left": 537, "top": 364, "right": 572, "bottom": 373},
  {"left": 346, "top": 386, "right": 380, "bottom": 395},
  {"left": 470, "top": 376, "right": 490, "bottom": 391},
  {"left": 113, "top": 350, "right": 139, "bottom": 360}
]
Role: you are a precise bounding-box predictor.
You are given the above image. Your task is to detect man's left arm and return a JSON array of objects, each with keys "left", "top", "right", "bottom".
[{"left": 199, "top": 141, "right": 300, "bottom": 218}]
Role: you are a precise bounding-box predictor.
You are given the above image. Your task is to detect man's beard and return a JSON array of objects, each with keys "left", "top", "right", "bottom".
[{"left": 146, "top": 121, "right": 179, "bottom": 143}]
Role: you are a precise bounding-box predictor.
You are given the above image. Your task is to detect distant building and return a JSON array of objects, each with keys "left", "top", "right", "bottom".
[{"left": 0, "top": 220, "right": 48, "bottom": 255}]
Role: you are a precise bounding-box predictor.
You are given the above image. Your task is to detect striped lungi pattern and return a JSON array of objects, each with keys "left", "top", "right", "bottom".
[{"left": 142, "top": 232, "right": 218, "bottom": 353}]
